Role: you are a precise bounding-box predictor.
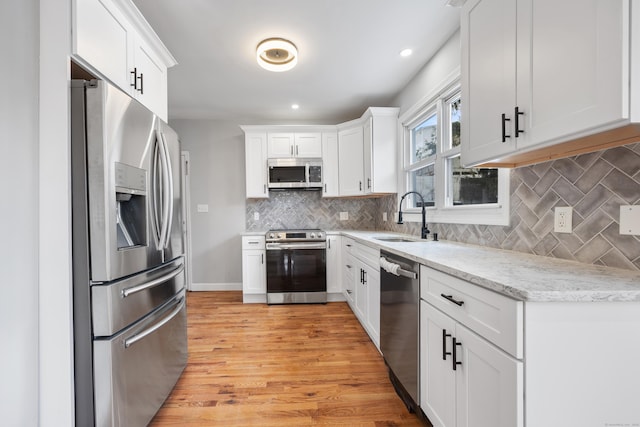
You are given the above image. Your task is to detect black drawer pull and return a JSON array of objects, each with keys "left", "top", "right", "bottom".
[
  {"left": 441, "top": 293, "right": 464, "bottom": 306},
  {"left": 514, "top": 106, "right": 524, "bottom": 137},
  {"left": 442, "top": 329, "right": 452, "bottom": 360}
]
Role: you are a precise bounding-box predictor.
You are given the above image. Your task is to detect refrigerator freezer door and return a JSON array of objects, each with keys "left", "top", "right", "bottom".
[
  {"left": 93, "top": 291, "right": 187, "bottom": 427},
  {"left": 91, "top": 256, "right": 185, "bottom": 337}
]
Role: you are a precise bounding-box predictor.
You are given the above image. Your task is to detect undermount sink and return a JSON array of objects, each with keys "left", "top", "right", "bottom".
[{"left": 374, "top": 237, "right": 422, "bottom": 243}]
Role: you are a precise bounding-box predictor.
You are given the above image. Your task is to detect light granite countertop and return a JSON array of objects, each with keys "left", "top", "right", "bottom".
[{"left": 341, "top": 231, "right": 640, "bottom": 303}]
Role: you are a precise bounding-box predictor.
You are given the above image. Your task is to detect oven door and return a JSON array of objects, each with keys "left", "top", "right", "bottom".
[{"left": 266, "top": 244, "right": 326, "bottom": 303}]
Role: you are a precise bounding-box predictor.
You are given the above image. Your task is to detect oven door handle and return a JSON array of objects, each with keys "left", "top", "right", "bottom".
[{"left": 266, "top": 242, "right": 327, "bottom": 250}]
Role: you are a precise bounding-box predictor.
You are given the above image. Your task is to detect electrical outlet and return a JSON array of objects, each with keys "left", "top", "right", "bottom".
[
  {"left": 383, "top": 212, "right": 388, "bottom": 222},
  {"left": 554, "top": 206, "right": 573, "bottom": 233},
  {"left": 620, "top": 205, "right": 640, "bottom": 235},
  {"left": 339, "top": 211, "right": 349, "bottom": 221},
  {"left": 253, "top": 212, "right": 260, "bottom": 221}
]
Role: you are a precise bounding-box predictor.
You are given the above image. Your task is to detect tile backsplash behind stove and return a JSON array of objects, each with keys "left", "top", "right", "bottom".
[{"left": 246, "top": 190, "right": 379, "bottom": 231}]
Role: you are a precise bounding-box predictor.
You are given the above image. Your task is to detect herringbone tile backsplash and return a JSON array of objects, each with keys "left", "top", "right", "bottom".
[{"left": 247, "top": 143, "right": 640, "bottom": 271}]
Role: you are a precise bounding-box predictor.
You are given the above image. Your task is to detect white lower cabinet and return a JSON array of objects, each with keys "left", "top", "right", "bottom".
[
  {"left": 420, "top": 265, "right": 523, "bottom": 427},
  {"left": 326, "top": 235, "right": 342, "bottom": 299},
  {"left": 241, "top": 236, "right": 266, "bottom": 303},
  {"left": 342, "top": 238, "right": 380, "bottom": 349}
]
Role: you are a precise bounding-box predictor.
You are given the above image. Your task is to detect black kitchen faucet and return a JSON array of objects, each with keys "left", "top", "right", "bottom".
[{"left": 397, "top": 191, "right": 430, "bottom": 239}]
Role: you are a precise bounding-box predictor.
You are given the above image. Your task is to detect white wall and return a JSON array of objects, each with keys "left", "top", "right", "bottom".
[
  {"left": 171, "top": 120, "right": 246, "bottom": 286},
  {"left": 0, "top": 1, "right": 40, "bottom": 425},
  {"left": 391, "top": 30, "right": 461, "bottom": 115}
]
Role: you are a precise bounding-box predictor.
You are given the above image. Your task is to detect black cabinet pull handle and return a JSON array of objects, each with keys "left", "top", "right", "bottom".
[
  {"left": 130, "top": 68, "right": 138, "bottom": 90},
  {"left": 359, "top": 181, "right": 362, "bottom": 191},
  {"left": 501, "top": 113, "right": 511, "bottom": 142},
  {"left": 367, "top": 178, "right": 371, "bottom": 189},
  {"left": 441, "top": 293, "right": 464, "bottom": 306},
  {"left": 452, "top": 337, "right": 462, "bottom": 371},
  {"left": 515, "top": 107, "right": 524, "bottom": 137},
  {"left": 442, "top": 329, "right": 452, "bottom": 360},
  {"left": 138, "top": 73, "right": 144, "bottom": 94},
  {"left": 363, "top": 270, "right": 367, "bottom": 284}
]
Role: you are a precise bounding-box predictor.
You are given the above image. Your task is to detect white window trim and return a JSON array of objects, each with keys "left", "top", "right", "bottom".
[{"left": 396, "top": 70, "right": 510, "bottom": 226}]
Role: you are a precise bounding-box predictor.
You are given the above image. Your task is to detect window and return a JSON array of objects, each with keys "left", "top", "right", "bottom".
[{"left": 400, "top": 80, "right": 509, "bottom": 226}]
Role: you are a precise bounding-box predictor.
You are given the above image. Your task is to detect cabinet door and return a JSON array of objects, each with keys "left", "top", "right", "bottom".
[
  {"left": 267, "top": 133, "right": 294, "bottom": 158},
  {"left": 294, "top": 133, "right": 322, "bottom": 157},
  {"left": 461, "top": 0, "right": 517, "bottom": 166},
  {"left": 326, "top": 235, "right": 342, "bottom": 294},
  {"left": 421, "top": 302, "right": 457, "bottom": 427},
  {"left": 516, "top": 0, "right": 628, "bottom": 149},
  {"left": 245, "top": 132, "right": 268, "bottom": 198},
  {"left": 364, "top": 263, "right": 380, "bottom": 347},
  {"left": 321, "top": 132, "right": 339, "bottom": 197},
  {"left": 133, "top": 36, "right": 168, "bottom": 120},
  {"left": 242, "top": 250, "right": 266, "bottom": 294},
  {"left": 74, "top": 0, "right": 133, "bottom": 92},
  {"left": 363, "top": 118, "right": 373, "bottom": 193},
  {"left": 338, "top": 126, "right": 364, "bottom": 196},
  {"left": 455, "top": 323, "right": 523, "bottom": 427},
  {"left": 354, "top": 263, "right": 368, "bottom": 322}
]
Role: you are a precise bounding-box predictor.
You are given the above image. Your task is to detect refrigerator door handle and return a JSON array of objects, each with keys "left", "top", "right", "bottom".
[
  {"left": 124, "top": 296, "right": 185, "bottom": 348},
  {"left": 152, "top": 132, "right": 164, "bottom": 250},
  {"left": 159, "top": 131, "right": 174, "bottom": 249},
  {"left": 157, "top": 131, "right": 171, "bottom": 250},
  {"left": 121, "top": 263, "right": 184, "bottom": 298}
]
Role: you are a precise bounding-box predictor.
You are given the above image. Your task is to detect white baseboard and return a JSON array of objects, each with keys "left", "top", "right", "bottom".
[{"left": 190, "top": 282, "right": 242, "bottom": 292}]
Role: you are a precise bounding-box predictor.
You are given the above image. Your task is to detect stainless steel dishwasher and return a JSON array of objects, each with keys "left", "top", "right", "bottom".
[{"left": 380, "top": 250, "right": 420, "bottom": 414}]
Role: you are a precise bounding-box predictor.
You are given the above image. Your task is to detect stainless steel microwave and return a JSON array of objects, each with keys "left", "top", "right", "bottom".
[{"left": 267, "top": 158, "right": 323, "bottom": 189}]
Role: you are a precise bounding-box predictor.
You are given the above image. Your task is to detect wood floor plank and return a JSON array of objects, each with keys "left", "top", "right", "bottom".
[{"left": 149, "top": 291, "right": 425, "bottom": 426}]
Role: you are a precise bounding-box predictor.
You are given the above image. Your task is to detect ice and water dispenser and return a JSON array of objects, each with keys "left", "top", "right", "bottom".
[{"left": 114, "top": 162, "right": 147, "bottom": 249}]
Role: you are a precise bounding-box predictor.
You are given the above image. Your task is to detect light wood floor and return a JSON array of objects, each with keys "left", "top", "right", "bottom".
[{"left": 149, "top": 291, "right": 425, "bottom": 426}]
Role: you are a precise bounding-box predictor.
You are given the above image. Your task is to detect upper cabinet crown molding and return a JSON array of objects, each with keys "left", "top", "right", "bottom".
[{"left": 461, "top": 0, "right": 638, "bottom": 168}]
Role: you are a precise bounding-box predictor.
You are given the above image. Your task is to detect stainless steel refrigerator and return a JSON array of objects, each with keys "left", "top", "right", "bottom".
[{"left": 71, "top": 79, "right": 187, "bottom": 427}]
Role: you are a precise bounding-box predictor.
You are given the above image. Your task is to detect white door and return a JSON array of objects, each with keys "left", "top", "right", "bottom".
[
  {"left": 338, "top": 126, "right": 364, "bottom": 196},
  {"left": 245, "top": 132, "right": 268, "bottom": 198},
  {"left": 516, "top": 0, "right": 628, "bottom": 149},
  {"left": 455, "top": 323, "right": 523, "bottom": 427},
  {"left": 294, "top": 133, "right": 322, "bottom": 157},
  {"left": 322, "top": 132, "right": 339, "bottom": 197},
  {"left": 421, "top": 302, "right": 457, "bottom": 427},
  {"left": 461, "top": 0, "right": 517, "bottom": 166},
  {"left": 242, "top": 250, "right": 266, "bottom": 294},
  {"left": 267, "top": 133, "right": 294, "bottom": 158},
  {"left": 326, "top": 235, "right": 342, "bottom": 294},
  {"left": 180, "top": 151, "right": 193, "bottom": 291}
]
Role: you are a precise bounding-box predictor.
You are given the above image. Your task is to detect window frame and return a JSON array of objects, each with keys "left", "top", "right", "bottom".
[{"left": 397, "top": 74, "right": 510, "bottom": 226}]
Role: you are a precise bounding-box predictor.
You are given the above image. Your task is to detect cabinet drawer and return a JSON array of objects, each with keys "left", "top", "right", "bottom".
[
  {"left": 242, "top": 235, "right": 265, "bottom": 250},
  {"left": 342, "top": 237, "right": 355, "bottom": 255},
  {"left": 420, "top": 266, "right": 523, "bottom": 359},
  {"left": 353, "top": 242, "right": 380, "bottom": 269}
]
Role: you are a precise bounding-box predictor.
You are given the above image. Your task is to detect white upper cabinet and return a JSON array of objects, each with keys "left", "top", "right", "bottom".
[
  {"left": 321, "top": 132, "right": 340, "bottom": 197},
  {"left": 462, "top": 0, "right": 635, "bottom": 167},
  {"left": 243, "top": 131, "right": 268, "bottom": 198},
  {"left": 267, "top": 132, "right": 322, "bottom": 158},
  {"left": 338, "top": 125, "right": 365, "bottom": 196},
  {"left": 72, "top": 0, "right": 176, "bottom": 121},
  {"left": 363, "top": 108, "right": 398, "bottom": 194}
]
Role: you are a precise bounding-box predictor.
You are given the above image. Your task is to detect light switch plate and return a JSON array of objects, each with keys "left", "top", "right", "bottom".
[
  {"left": 620, "top": 205, "right": 640, "bottom": 235},
  {"left": 253, "top": 212, "right": 260, "bottom": 221},
  {"left": 197, "top": 204, "right": 209, "bottom": 213},
  {"left": 383, "top": 212, "right": 388, "bottom": 222},
  {"left": 339, "top": 211, "right": 349, "bottom": 221}
]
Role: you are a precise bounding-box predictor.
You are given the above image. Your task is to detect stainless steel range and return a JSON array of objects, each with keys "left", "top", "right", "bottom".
[{"left": 265, "top": 229, "right": 327, "bottom": 304}]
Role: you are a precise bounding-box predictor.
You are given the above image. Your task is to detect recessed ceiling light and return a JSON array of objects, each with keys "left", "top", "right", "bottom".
[
  {"left": 291, "top": 104, "right": 299, "bottom": 110},
  {"left": 400, "top": 48, "right": 413, "bottom": 57},
  {"left": 256, "top": 38, "right": 298, "bottom": 72}
]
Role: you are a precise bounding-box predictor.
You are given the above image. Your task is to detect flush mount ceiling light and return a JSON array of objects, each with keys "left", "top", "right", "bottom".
[{"left": 256, "top": 38, "right": 298, "bottom": 72}]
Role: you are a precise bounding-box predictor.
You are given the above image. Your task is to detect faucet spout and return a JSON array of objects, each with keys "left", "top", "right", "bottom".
[{"left": 398, "top": 191, "right": 430, "bottom": 239}]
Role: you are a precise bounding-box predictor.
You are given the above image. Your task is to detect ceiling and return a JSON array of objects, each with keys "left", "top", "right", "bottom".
[{"left": 132, "top": 0, "right": 461, "bottom": 124}]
